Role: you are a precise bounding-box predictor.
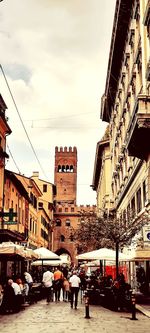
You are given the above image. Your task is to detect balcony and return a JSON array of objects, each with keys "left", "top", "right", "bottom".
[{"left": 126, "top": 95, "right": 150, "bottom": 160}]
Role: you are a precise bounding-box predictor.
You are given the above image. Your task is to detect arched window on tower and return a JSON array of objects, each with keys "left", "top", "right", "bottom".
[
  {"left": 60, "top": 235, "right": 65, "bottom": 242},
  {"left": 58, "top": 165, "right": 62, "bottom": 172},
  {"left": 62, "top": 165, "right": 66, "bottom": 172},
  {"left": 66, "top": 219, "right": 70, "bottom": 226},
  {"left": 66, "top": 165, "right": 70, "bottom": 172},
  {"left": 55, "top": 219, "right": 61, "bottom": 226},
  {"left": 70, "top": 234, "right": 74, "bottom": 242},
  {"left": 70, "top": 165, "right": 74, "bottom": 172}
]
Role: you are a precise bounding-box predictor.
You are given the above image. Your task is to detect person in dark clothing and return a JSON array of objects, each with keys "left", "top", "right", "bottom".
[{"left": 0, "top": 282, "right": 15, "bottom": 313}]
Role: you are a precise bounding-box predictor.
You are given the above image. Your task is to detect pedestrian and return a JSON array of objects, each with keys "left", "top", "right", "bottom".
[
  {"left": 24, "top": 271, "right": 33, "bottom": 291},
  {"left": 42, "top": 268, "right": 54, "bottom": 304},
  {"left": 53, "top": 266, "right": 64, "bottom": 302},
  {"left": 63, "top": 277, "right": 70, "bottom": 302},
  {"left": 69, "top": 271, "right": 81, "bottom": 309}
]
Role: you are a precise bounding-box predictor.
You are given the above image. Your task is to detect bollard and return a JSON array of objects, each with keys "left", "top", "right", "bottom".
[
  {"left": 130, "top": 290, "right": 138, "bottom": 320},
  {"left": 83, "top": 290, "right": 90, "bottom": 319}
]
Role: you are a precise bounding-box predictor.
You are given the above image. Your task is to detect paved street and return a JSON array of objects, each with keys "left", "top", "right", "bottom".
[{"left": 0, "top": 299, "right": 149, "bottom": 333}]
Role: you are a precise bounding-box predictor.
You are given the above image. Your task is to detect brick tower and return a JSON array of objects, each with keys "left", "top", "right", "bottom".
[{"left": 54, "top": 146, "right": 77, "bottom": 204}]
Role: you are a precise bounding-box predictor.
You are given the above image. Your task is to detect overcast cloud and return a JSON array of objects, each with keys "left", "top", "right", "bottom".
[{"left": 0, "top": 0, "right": 116, "bottom": 205}]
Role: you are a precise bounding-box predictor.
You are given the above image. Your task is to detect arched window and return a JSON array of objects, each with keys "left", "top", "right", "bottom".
[
  {"left": 66, "top": 219, "right": 70, "bottom": 226},
  {"left": 70, "top": 165, "right": 74, "bottom": 172},
  {"left": 55, "top": 219, "right": 61, "bottom": 226},
  {"left": 58, "top": 165, "right": 62, "bottom": 172},
  {"left": 66, "top": 165, "right": 70, "bottom": 172},
  {"left": 60, "top": 235, "right": 65, "bottom": 242},
  {"left": 70, "top": 234, "right": 74, "bottom": 242},
  {"left": 62, "top": 165, "right": 66, "bottom": 172}
]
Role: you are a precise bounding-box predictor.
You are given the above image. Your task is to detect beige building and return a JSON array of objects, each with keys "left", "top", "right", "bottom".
[
  {"left": 92, "top": 126, "right": 111, "bottom": 215},
  {"left": 3, "top": 170, "right": 30, "bottom": 238},
  {"left": 93, "top": 0, "right": 150, "bottom": 289},
  {"left": 15, "top": 173, "right": 44, "bottom": 249},
  {"left": 0, "top": 95, "right": 11, "bottom": 220},
  {"left": 2, "top": 170, "right": 55, "bottom": 250},
  {"left": 31, "top": 171, "right": 56, "bottom": 249}
]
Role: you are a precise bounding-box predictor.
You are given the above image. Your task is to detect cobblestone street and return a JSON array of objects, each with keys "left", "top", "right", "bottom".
[{"left": 0, "top": 300, "right": 149, "bottom": 333}]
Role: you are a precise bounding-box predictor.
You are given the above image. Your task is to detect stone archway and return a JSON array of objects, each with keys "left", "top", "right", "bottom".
[{"left": 55, "top": 247, "right": 72, "bottom": 264}]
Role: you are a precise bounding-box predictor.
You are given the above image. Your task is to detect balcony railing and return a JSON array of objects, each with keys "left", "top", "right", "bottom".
[{"left": 126, "top": 94, "right": 150, "bottom": 159}]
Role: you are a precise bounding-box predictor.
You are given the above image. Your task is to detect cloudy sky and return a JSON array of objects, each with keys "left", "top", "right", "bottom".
[{"left": 0, "top": 0, "right": 116, "bottom": 205}]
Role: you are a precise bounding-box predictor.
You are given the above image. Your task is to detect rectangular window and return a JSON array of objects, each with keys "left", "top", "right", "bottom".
[
  {"left": 127, "top": 203, "right": 131, "bottom": 222},
  {"left": 22, "top": 209, "right": 24, "bottom": 225},
  {"left": 143, "top": 181, "right": 146, "bottom": 206},
  {"left": 131, "top": 196, "right": 135, "bottom": 218},
  {"left": 71, "top": 207, "right": 74, "bottom": 212},
  {"left": 136, "top": 188, "right": 142, "bottom": 213},
  {"left": 39, "top": 202, "right": 43, "bottom": 208},
  {"left": 30, "top": 216, "right": 32, "bottom": 232},
  {"left": 43, "top": 184, "right": 47, "bottom": 192}
]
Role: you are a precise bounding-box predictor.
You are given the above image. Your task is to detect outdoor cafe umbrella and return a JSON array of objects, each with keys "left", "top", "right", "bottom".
[
  {"left": 33, "top": 247, "right": 61, "bottom": 270},
  {"left": 33, "top": 247, "right": 60, "bottom": 260},
  {"left": 76, "top": 247, "right": 131, "bottom": 261},
  {"left": 31, "top": 258, "right": 67, "bottom": 267},
  {"left": 76, "top": 247, "right": 132, "bottom": 278},
  {"left": 0, "top": 241, "right": 26, "bottom": 257}
]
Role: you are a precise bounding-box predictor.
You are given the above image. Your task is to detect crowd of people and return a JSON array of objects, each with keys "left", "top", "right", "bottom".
[
  {"left": 0, "top": 265, "right": 131, "bottom": 314},
  {"left": 0, "top": 271, "right": 33, "bottom": 314}
]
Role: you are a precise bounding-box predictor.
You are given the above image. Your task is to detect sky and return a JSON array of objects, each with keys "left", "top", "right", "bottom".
[{"left": 0, "top": 0, "right": 116, "bottom": 205}]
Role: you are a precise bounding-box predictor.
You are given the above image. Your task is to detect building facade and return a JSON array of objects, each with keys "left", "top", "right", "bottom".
[
  {"left": 93, "top": 0, "right": 150, "bottom": 289},
  {"left": 0, "top": 95, "right": 11, "bottom": 219},
  {"left": 53, "top": 146, "right": 96, "bottom": 264},
  {"left": 31, "top": 171, "right": 56, "bottom": 249},
  {"left": 92, "top": 126, "right": 111, "bottom": 214}
]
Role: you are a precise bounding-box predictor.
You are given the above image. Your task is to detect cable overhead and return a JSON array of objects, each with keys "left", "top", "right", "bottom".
[
  {"left": 25, "top": 111, "right": 95, "bottom": 122},
  {"left": 6, "top": 144, "right": 21, "bottom": 174},
  {"left": 0, "top": 64, "right": 48, "bottom": 180}
]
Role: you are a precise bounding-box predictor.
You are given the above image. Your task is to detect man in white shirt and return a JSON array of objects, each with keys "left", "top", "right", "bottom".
[
  {"left": 69, "top": 271, "right": 81, "bottom": 309},
  {"left": 8, "top": 279, "right": 21, "bottom": 295},
  {"left": 42, "top": 269, "right": 54, "bottom": 303},
  {"left": 8, "top": 279, "right": 22, "bottom": 312}
]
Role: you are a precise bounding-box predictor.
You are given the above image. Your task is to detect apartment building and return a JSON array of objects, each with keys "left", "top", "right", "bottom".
[
  {"left": 94, "top": 0, "right": 150, "bottom": 217},
  {"left": 0, "top": 95, "right": 11, "bottom": 215},
  {"left": 31, "top": 171, "right": 56, "bottom": 249},
  {"left": 92, "top": 126, "right": 111, "bottom": 214},
  {"left": 92, "top": 0, "right": 150, "bottom": 291},
  {"left": 3, "top": 170, "right": 30, "bottom": 237}
]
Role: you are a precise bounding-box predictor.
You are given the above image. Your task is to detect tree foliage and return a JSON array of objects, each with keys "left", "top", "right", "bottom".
[{"left": 74, "top": 210, "right": 150, "bottom": 254}]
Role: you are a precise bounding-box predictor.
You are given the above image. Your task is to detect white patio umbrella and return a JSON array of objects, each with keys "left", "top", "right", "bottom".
[
  {"left": 31, "top": 258, "right": 66, "bottom": 267},
  {"left": 33, "top": 247, "right": 60, "bottom": 260},
  {"left": 0, "top": 241, "right": 26, "bottom": 257},
  {"left": 76, "top": 247, "right": 131, "bottom": 261}
]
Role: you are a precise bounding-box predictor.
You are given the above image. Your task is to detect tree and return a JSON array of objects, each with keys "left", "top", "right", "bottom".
[{"left": 74, "top": 209, "right": 150, "bottom": 278}]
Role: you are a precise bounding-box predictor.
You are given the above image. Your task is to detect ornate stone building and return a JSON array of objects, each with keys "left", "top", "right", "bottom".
[
  {"left": 92, "top": 0, "right": 150, "bottom": 288},
  {"left": 93, "top": 0, "right": 150, "bottom": 218}
]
